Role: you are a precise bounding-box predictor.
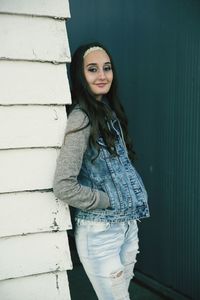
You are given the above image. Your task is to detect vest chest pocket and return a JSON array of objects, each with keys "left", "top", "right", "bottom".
[{"left": 96, "top": 137, "right": 128, "bottom": 179}]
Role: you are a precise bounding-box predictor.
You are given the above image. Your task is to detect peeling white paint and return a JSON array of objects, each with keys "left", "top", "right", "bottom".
[
  {"left": 0, "top": 231, "right": 72, "bottom": 280},
  {"left": 0, "top": 272, "right": 71, "bottom": 300},
  {"left": 0, "top": 192, "right": 72, "bottom": 238}
]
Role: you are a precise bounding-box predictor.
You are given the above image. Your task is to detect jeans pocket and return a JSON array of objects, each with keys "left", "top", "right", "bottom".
[
  {"left": 75, "top": 219, "right": 110, "bottom": 233},
  {"left": 75, "top": 220, "right": 112, "bottom": 258},
  {"left": 87, "top": 223, "right": 112, "bottom": 257},
  {"left": 88, "top": 222, "right": 110, "bottom": 233}
]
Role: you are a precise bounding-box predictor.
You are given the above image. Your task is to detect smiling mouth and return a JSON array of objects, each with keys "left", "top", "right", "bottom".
[{"left": 96, "top": 83, "right": 107, "bottom": 87}]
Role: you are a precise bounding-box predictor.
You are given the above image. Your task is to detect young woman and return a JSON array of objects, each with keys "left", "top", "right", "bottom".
[{"left": 53, "top": 42, "right": 150, "bottom": 300}]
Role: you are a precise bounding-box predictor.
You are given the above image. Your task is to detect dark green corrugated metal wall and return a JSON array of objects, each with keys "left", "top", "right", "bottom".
[
  {"left": 67, "top": 1, "right": 200, "bottom": 299},
  {"left": 130, "top": 2, "right": 200, "bottom": 300}
]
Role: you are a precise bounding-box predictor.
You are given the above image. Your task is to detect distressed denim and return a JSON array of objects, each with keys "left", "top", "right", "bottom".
[
  {"left": 76, "top": 118, "right": 150, "bottom": 223},
  {"left": 75, "top": 219, "right": 139, "bottom": 300}
]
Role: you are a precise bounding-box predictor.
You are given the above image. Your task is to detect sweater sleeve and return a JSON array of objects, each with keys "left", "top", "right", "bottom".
[{"left": 53, "top": 108, "right": 110, "bottom": 210}]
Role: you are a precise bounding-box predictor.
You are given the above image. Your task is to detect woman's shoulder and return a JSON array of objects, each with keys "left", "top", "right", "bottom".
[{"left": 66, "top": 105, "right": 90, "bottom": 132}]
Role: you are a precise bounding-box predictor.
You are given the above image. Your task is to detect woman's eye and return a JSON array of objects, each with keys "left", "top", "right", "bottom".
[
  {"left": 104, "top": 65, "right": 112, "bottom": 72},
  {"left": 87, "top": 65, "right": 112, "bottom": 73},
  {"left": 88, "top": 67, "right": 97, "bottom": 72}
]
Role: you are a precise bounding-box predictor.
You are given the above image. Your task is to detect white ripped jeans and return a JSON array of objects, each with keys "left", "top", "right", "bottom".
[{"left": 75, "top": 219, "right": 139, "bottom": 300}]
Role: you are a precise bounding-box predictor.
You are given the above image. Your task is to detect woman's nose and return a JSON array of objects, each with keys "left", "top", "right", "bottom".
[{"left": 98, "top": 69, "right": 106, "bottom": 79}]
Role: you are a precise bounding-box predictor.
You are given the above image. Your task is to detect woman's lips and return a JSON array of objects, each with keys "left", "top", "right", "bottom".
[{"left": 96, "top": 83, "right": 107, "bottom": 88}]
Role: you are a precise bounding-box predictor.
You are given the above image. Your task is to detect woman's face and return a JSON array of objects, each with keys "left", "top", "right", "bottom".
[{"left": 83, "top": 49, "right": 113, "bottom": 101}]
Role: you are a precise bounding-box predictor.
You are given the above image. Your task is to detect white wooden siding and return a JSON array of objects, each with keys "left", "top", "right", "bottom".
[
  {"left": 0, "top": 231, "right": 72, "bottom": 281},
  {"left": 0, "top": 61, "right": 71, "bottom": 105},
  {"left": 0, "top": 1, "right": 72, "bottom": 298},
  {"left": 0, "top": 0, "right": 70, "bottom": 19},
  {"left": 0, "top": 272, "right": 71, "bottom": 300},
  {"left": 0, "top": 14, "right": 70, "bottom": 63},
  {"left": 0, "top": 148, "right": 59, "bottom": 193},
  {"left": 0, "top": 192, "right": 72, "bottom": 238},
  {"left": 0, "top": 106, "right": 67, "bottom": 149}
]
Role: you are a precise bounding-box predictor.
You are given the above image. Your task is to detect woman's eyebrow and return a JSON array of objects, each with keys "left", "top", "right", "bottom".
[
  {"left": 86, "top": 62, "right": 111, "bottom": 67},
  {"left": 86, "top": 63, "right": 97, "bottom": 67}
]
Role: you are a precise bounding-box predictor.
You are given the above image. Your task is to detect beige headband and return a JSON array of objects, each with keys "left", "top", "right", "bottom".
[{"left": 83, "top": 46, "right": 105, "bottom": 58}]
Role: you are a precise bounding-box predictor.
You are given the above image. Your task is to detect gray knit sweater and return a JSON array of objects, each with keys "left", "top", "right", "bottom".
[{"left": 53, "top": 109, "right": 110, "bottom": 210}]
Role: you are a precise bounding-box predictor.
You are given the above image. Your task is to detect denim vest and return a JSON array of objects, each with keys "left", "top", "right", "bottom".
[{"left": 75, "top": 117, "right": 150, "bottom": 223}]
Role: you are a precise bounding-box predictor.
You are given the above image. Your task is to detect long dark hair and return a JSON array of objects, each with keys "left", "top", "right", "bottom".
[{"left": 68, "top": 42, "right": 136, "bottom": 161}]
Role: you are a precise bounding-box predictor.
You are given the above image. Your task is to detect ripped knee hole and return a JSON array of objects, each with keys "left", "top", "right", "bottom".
[{"left": 111, "top": 270, "right": 123, "bottom": 278}]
